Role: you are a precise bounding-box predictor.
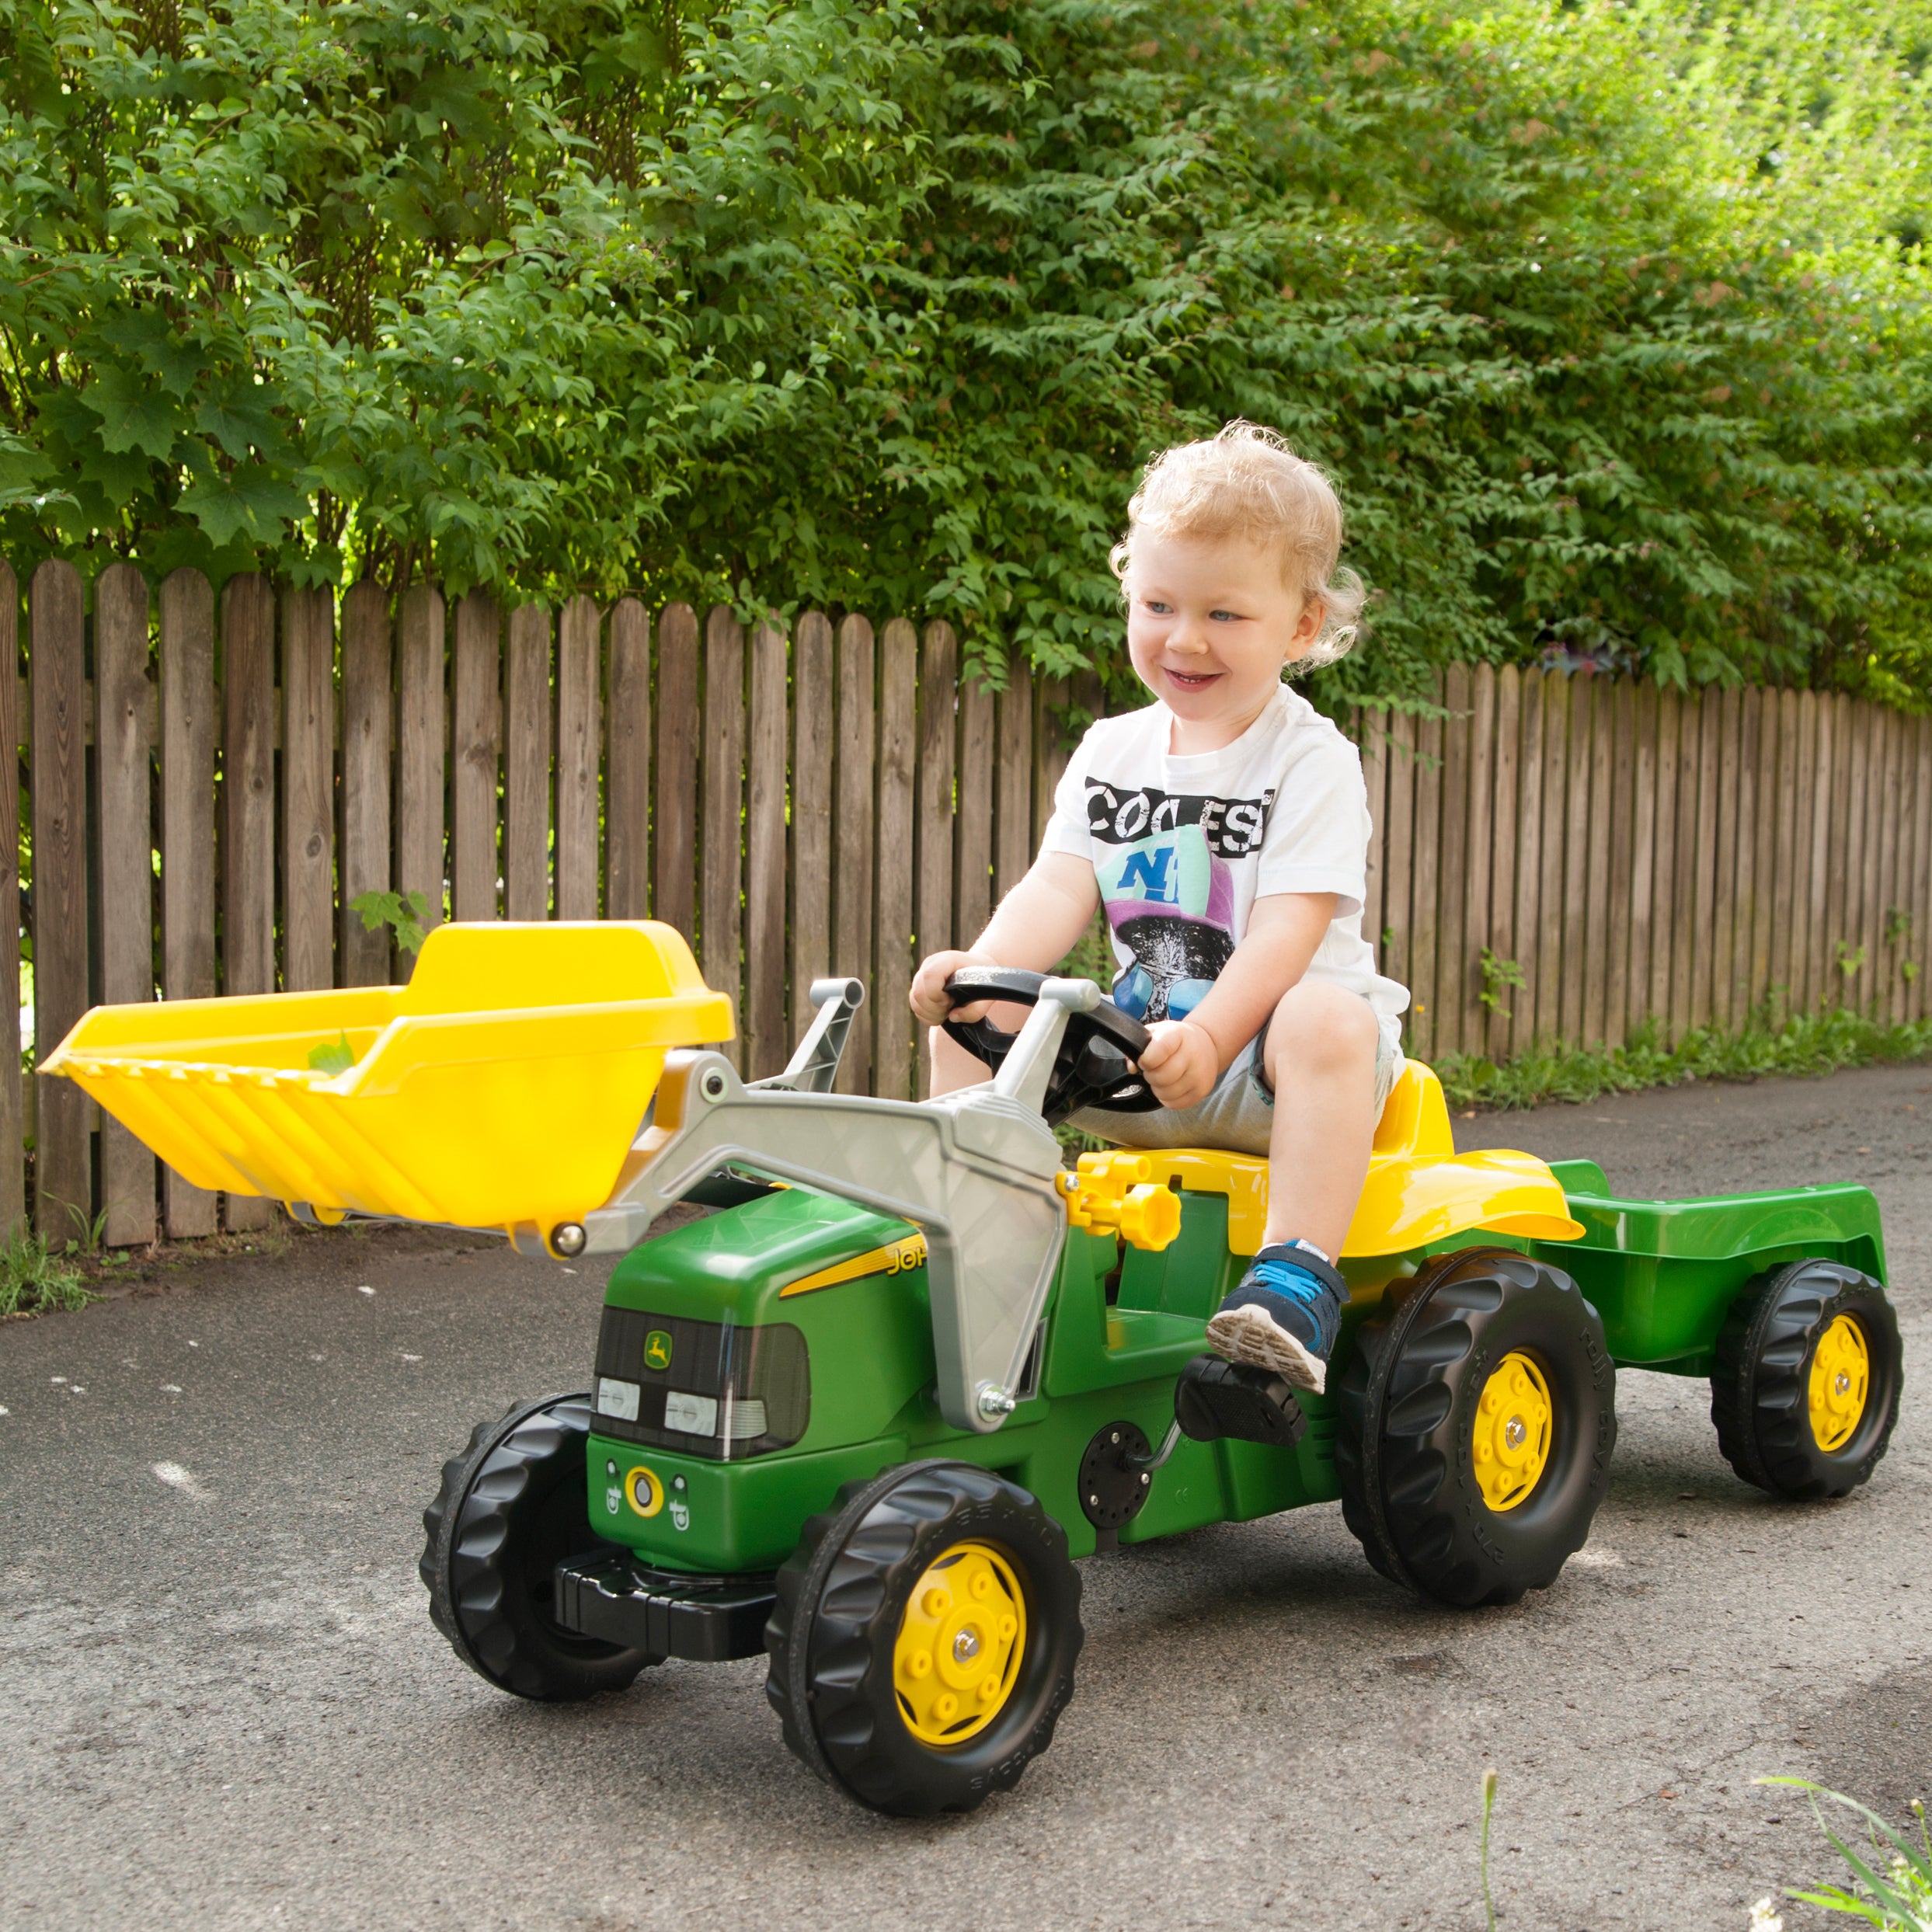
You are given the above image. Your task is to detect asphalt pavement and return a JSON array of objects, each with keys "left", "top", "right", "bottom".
[{"left": 4, "top": 1062, "right": 1930, "bottom": 1930}]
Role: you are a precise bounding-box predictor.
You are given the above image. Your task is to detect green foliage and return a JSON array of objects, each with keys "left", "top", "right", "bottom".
[
  {"left": 4, "top": 0, "right": 1932, "bottom": 699},
  {"left": 1763, "top": 1777, "right": 1932, "bottom": 1930},
  {"left": 1436, "top": 1004, "right": 1932, "bottom": 1112},
  {"left": 0, "top": 1223, "right": 92, "bottom": 1315},
  {"left": 350, "top": 888, "right": 433, "bottom": 957}
]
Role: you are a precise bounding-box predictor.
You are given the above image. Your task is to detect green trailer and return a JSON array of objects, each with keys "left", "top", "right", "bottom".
[{"left": 46, "top": 924, "right": 1902, "bottom": 1818}]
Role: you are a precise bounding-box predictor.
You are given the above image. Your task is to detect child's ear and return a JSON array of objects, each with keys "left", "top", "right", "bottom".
[{"left": 1283, "top": 594, "right": 1326, "bottom": 663}]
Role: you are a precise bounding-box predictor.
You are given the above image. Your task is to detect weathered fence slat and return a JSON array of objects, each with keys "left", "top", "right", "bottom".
[
  {"left": 744, "top": 618, "right": 788, "bottom": 1078},
  {"left": 395, "top": 584, "right": 447, "bottom": 938},
  {"left": 1409, "top": 708, "right": 1442, "bottom": 1063},
  {"left": 1508, "top": 675, "right": 1543, "bottom": 1060},
  {"left": 1487, "top": 667, "right": 1520, "bottom": 1062},
  {"left": 956, "top": 676, "right": 994, "bottom": 948},
  {"left": 604, "top": 599, "right": 651, "bottom": 922},
  {"left": 451, "top": 591, "right": 503, "bottom": 924},
  {"left": 1381, "top": 708, "right": 1416, "bottom": 1040},
  {"left": 158, "top": 569, "right": 218, "bottom": 1236},
  {"left": 0, "top": 565, "right": 19, "bottom": 1235},
  {"left": 1624, "top": 683, "right": 1656, "bottom": 1046},
  {"left": 875, "top": 619, "right": 918, "bottom": 1098},
  {"left": 94, "top": 563, "right": 156, "bottom": 1246},
  {"left": 1558, "top": 678, "right": 1593, "bottom": 1045},
  {"left": 555, "top": 597, "right": 602, "bottom": 922},
  {"left": 339, "top": 581, "right": 393, "bottom": 986},
  {"left": 1582, "top": 678, "right": 1615, "bottom": 1047},
  {"left": 915, "top": 621, "right": 958, "bottom": 964},
  {"left": 995, "top": 682, "right": 1032, "bottom": 902},
  {"left": 653, "top": 603, "right": 698, "bottom": 943},
  {"left": 701, "top": 606, "right": 747, "bottom": 1069},
  {"left": 503, "top": 600, "right": 552, "bottom": 921},
  {"left": 1436, "top": 664, "right": 1470, "bottom": 1060},
  {"left": 833, "top": 615, "right": 875, "bottom": 1095},
  {"left": 789, "top": 612, "right": 834, "bottom": 1042},
  {"left": 1537, "top": 676, "right": 1569, "bottom": 1055},
  {"left": 1463, "top": 665, "right": 1496, "bottom": 1054},
  {"left": 220, "top": 574, "right": 277, "bottom": 1231},
  {"left": 283, "top": 586, "right": 336, "bottom": 991},
  {"left": 30, "top": 562, "right": 89, "bottom": 1238}
]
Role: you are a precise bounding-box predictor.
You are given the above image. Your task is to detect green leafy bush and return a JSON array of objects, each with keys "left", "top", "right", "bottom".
[{"left": 5, "top": 0, "right": 1930, "bottom": 701}]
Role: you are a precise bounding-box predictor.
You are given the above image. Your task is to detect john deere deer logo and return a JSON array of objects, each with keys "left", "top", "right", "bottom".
[{"left": 643, "top": 1330, "right": 673, "bottom": 1372}]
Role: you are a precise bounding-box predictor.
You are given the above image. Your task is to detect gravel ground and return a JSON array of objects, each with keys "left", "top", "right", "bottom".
[{"left": 2, "top": 1061, "right": 1930, "bottom": 1931}]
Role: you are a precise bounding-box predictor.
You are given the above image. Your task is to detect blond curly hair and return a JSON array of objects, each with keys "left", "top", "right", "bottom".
[{"left": 1109, "top": 421, "right": 1366, "bottom": 669}]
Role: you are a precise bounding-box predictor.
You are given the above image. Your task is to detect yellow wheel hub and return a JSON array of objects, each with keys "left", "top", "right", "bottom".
[
  {"left": 1808, "top": 1314, "right": 1870, "bottom": 1453},
  {"left": 893, "top": 1541, "right": 1026, "bottom": 1747},
  {"left": 1473, "top": 1351, "right": 1554, "bottom": 1513}
]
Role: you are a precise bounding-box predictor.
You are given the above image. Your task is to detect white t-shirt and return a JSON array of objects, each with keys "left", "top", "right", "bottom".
[{"left": 1041, "top": 684, "right": 1409, "bottom": 1053}]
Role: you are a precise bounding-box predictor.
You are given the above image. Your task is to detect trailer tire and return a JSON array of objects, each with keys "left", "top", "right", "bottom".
[
  {"left": 1711, "top": 1261, "right": 1901, "bottom": 1499},
  {"left": 764, "top": 1460, "right": 1082, "bottom": 1816},
  {"left": 420, "top": 1393, "right": 660, "bottom": 1699},
  {"left": 1336, "top": 1248, "right": 1617, "bottom": 1607}
]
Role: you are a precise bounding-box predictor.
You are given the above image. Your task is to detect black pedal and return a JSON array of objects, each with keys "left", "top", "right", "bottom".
[{"left": 1175, "top": 1354, "right": 1306, "bottom": 1449}]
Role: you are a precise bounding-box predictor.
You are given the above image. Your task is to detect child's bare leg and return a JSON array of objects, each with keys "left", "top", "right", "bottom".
[
  {"left": 1258, "top": 980, "right": 1380, "bottom": 1257},
  {"left": 1205, "top": 981, "right": 1381, "bottom": 1394}
]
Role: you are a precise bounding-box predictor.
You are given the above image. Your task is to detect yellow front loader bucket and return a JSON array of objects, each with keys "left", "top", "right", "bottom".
[{"left": 40, "top": 922, "right": 733, "bottom": 1239}]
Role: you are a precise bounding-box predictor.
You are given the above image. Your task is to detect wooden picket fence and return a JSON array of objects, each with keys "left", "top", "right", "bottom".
[
  {"left": 5, "top": 558, "right": 1927, "bottom": 1246},
  {"left": 1372, "top": 663, "right": 1932, "bottom": 1067}
]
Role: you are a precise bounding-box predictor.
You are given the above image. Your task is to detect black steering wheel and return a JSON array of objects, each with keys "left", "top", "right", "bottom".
[{"left": 941, "top": 968, "right": 1163, "bottom": 1125}]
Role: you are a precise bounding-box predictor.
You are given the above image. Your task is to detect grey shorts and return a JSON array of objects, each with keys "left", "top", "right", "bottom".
[{"left": 1067, "top": 1007, "right": 1402, "bottom": 1158}]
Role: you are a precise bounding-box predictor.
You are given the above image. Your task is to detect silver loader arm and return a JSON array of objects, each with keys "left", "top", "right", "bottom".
[{"left": 581, "top": 978, "right": 1099, "bottom": 1435}]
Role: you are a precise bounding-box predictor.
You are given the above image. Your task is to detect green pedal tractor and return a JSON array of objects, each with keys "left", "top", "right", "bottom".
[{"left": 44, "top": 921, "right": 1903, "bottom": 1816}]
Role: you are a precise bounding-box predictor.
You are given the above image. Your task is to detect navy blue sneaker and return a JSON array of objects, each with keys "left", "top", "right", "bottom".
[{"left": 1205, "top": 1243, "right": 1347, "bottom": 1394}]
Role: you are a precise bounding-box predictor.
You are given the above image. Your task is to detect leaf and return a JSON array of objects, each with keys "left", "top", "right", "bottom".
[
  {"left": 175, "top": 464, "right": 309, "bottom": 548},
  {"left": 96, "top": 312, "right": 205, "bottom": 399},
  {"left": 306, "top": 1032, "right": 357, "bottom": 1076},
  {"left": 80, "top": 364, "right": 187, "bottom": 463},
  {"left": 194, "top": 388, "right": 294, "bottom": 463}
]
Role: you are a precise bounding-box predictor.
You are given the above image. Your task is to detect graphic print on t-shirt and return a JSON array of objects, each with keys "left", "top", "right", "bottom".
[
  {"left": 1083, "top": 782, "right": 1276, "bottom": 858},
  {"left": 1095, "top": 817, "right": 1244, "bottom": 1024}
]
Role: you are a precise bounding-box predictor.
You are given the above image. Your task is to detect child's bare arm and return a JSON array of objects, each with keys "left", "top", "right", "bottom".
[
  {"left": 910, "top": 852, "right": 1100, "bottom": 1025},
  {"left": 1137, "top": 893, "right": 1337, "bottom": 1108}
]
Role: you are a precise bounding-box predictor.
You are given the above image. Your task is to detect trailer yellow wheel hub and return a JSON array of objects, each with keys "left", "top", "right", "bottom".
[
  {"left": 1808, "top": 1314, "right": 1869, "bottom": 1453},
  {"left": 1473, "top": 1351, "right": 1553, "bottom": 1513},
  {"left": 893, "top": 1542, "right": 1025, "bottom": 1746}
]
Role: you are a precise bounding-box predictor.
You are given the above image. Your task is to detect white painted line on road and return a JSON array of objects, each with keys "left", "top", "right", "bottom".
[
  {"left": 151, "top": 1462, "right": 207, "bottom": 1499},
  {"left": 357, "top": 1285, "right": 374, "bottom": 1296}
]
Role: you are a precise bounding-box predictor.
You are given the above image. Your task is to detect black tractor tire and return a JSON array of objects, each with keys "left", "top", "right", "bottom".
[
  {"left": 419, "top": 1392, "right": 660, "bottom": 1700},
  {"left": 1335, "top": 1247, "right": 1617, "bottom": 1608},
  {"left": 1711, "top": 1260, "right": 1902, "bottom": 1499},
  {"left": 764, "top": 1460, "right": 1083, "bottom": 1816}
]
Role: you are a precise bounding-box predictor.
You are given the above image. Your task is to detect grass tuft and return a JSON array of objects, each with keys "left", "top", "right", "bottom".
[
  {"left": 0, "top": 1224, "right": 95, "bottom": 1318},
  {"left": 1435, "top": 1008, "right": 1932, "bottom": 1114}
]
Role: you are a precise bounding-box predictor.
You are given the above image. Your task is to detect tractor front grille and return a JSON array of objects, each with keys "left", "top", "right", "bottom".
[{"left": 591, "top": 1307, "right": 809, "bottom": 1459}]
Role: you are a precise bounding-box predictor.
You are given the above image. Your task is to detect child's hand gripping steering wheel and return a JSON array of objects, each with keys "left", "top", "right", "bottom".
[{"left": 940, "top": 968, "right": 1165, "bottom": 1125}]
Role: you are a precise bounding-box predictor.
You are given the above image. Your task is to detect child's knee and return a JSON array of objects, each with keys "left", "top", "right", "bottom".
[{"left": 1265, "top": 981, "right": 1379, "bottom": 1082}]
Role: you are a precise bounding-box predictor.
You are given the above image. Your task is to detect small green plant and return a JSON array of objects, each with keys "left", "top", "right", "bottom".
[
  {"left": 0, "top": 1224, "right": 93, "bottom": 1316},
  {"left": 1478, "top": 949, "right": 1529, "bottom": 1019},
  {"left": 1436, "top": 1006, "right": 1932, "bottom": 1113},
  {"left": 63, "top": 1199, "right": 110, "bottom": 1258},
  {"left": 1480, "top": 1765, "right": 1500, "bottom": 1932},
  {"left": 1839, "top": 942, "right": 1870, "bottom": 980},
  {"left": 350, "top": 889, "right": 433, "bottom": 959},
  {"left": 1886, "top": 909, "right": 1913, "bottom": 949},
  {"left": 1760, "top": 1777, "right": 1932, "bottom": 1929}
]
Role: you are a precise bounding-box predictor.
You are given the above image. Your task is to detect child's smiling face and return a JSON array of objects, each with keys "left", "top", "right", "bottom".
[{"left": 1124, "top": 529, "right": 1326, "bottom": 753}]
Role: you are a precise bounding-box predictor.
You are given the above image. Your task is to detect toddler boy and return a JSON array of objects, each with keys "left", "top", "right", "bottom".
[{"left": 910, "top": 423, "right": 1409, "bottom": 1394}]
